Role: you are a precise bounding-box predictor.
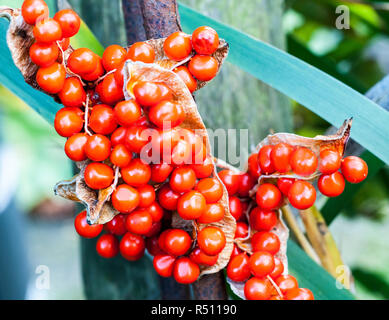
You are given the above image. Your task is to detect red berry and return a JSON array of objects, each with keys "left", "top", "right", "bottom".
[
  {"left": 125, "top": 125, "right": 150, "bottom": 154},
  {"left": 121, "top": 158, "right": 151, "bottom": 187},
  {"left": 250, "top": 207, "right": 277, "bottom": 232},
  {"left": 65, "top": 132, "right": 88, "bottom": 161},
  {"left": 218, "top": 170, "right": 239, "bottom": 195},
  {"left": 29, "top": 42, "right": 59, "bottom": 67},
  {"left": 96, "top": 234, "right": 119, "bottom": 258},
  {"left": 270, "top": 257, "right": 284, "bottom": 279},
  {"left": 82, "top": 58, "right": 104, "bottom": 81},
  {"left": 58, "top": 37, "right": 70, "bottom": 51},
  {"left": 319, "top": 149, "right": 341, "bottom": 174},
  {"left": 197, "top": 226, "right": 226, "bottom": 256},
  {"left": 277, "top": 178, "right": 295, "bottom": 196},
  {"left": 54, "top": 107, "right": 83, "bottom": 137},
  {"left": 229, "top": 196, "right": 244, "bottom": 221},
  {"left": 288, "top": 180, "right": 316, "bottom": 210},
  {"left": 149, "top": 101, "right": 185, "bottom": 129},
  {"left": 99, "top": 73, "right": 124, "bottom": 105},
  {"left": 68, "top": 48, "right": 99, "bottom": 75},
  {"left": 114, "top": 100, "right": 141, "bottom": 127},
  {"left": 318, "top": 172, "right": 345, "bottom": 197},
  {"left": 252, "top": 231, "right": 280, "bottom": 255},
  {"left": 285, "top": 287, "right": 314, "bottom": 300},
  {"left": 146, "top": 236, "right": 164, "bottom": 256},
  {"left": 111, "top": 184, "right": 140, "bottom": 213},
  {"left": 227, "top": 253, "right": 251, "bottom": 282},
  {"left": 170, "top": 166, "right": 197, "bottom": 193},
  {"left": 146, "top": 202, "right": 164, "bottom": 222},
  {"left": 110, "top": 144, "right": 132, "bottom": 168},
  {"left": 255, "top": 183, "right": 282, "bottom": 210},
  {"left": 275, "top": 275, "right": 299, "bottom": 294},
  {"left": 105, "top": 214, "right": 127, "bottom": 236},
  {"left": 58, "top": 77, "right": 86, "bottom": 108},
  {"left": 173, "top": 257, "right": 200, "bottom": 284},
  {"left": 191, "top": 157, "right": 213, "bottom": 179},
  {"left": 153, "top": 254, "right": 176, "bottom": 277},
  {"left": 126, "top": 41, "right": 155, "bottom": 63},
  {"left": 133, "top": 81, "right": 162, "bottom": 107},
  {"left": 271, "top": 143, "right": 294, "bottom": 173},
  {"left": 188, "top": 55, "right": 218, "bottom": 81},
  {"left": 249, "top": 251, "right": 275, "bottom": 277},
  {"left": 89, "top": 104, "right": 117, "bottom": 135},
  {"left": 137, "top": 184, "right": 156, "bottom": 208},
  {"left": 238, "top": 173, "right": 255, "bottom": 197},
  {"left": 22, "top": 0, "right": 48, "bottom": 25},
  {"left": 33, "top": 18, "right": 62, "bottom": 43},
  {"left": 189, "top": 247, "right": 218, "bottom": 266},
  {"left": 111, "top": 127, "right": 127, "bottom": 146},
  {"left": 191, "top": 26, "right": 219, "bottom": 55},
  {"left": 290, "top": 147, "right": 318, "bottom": 176},
  {"left": 248, "top": 153, "right": 262, "bottom": 179},
  {"left": 37, "top": 62, "right": 66, "bottom": 94},
  {"left": 177, "top": 190, "right": 206, "bottom": 220},
  {"left": 102, "top": 45, "right": 127, "bottom": 72},
  {"left": 341, "top": 156, "right": 368, "bottom": 183},
  {"left": 158, "top": 185, "right": 180, "bottom": 211},
  {"left": 257, "top": 145, "right": 275, "bottom": 174},
  {"left": 164, "top": 32, "right": 192, "bottom": 61},
  {"left": 151, "top": 162, "right": 173, "bottom": 183},
  {"left": 164, "top": 229, "right": 192, "bottom": 256},
  {"left": 195, "top": 177, "right": 223, "bottom": 203},
  {"left": 235, "top": 222, "right": 249, "bottom": 239},
  {"left": 53, "top": 9, "right": 80, "bottom": 38},
  {"left": 74, "top": 210, "right": 103, "bottom": 238},
  {"left": 174, "top": 66, "right": 197, "bottom": 93},
  {"left": 244, "top": 277, "right": 272, "bottom": 300},
  {"left": 84, "top": 162, "right": 114, "bottom": 190},
  {"left": 120, "top": 232, "right": 145, "bottom": 261},
  {"left": 125, "top": 209, "right": 153, "bottom": 235},
  {"left": 85, "top": 134, "right": 111, "bottom": 162},
  {"left": 197, "top": 203, "right": 225, "bottom": 224}
]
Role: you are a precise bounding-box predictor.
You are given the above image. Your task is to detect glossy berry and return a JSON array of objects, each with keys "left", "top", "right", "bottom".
[
  {"left": 341, "top": 156, "right": 368, "bottom": 183},
  {"left": 111, "top": 127, "right": 127, "bottom": 146},
  {"left": 22, "top": 0, "right": 49, "bottom": 25},
  {"left": 74, "top": 210, "right": 102, "bottom": 238},
  {"left": 288, "top": 180, "right": 316, "bottom": 210},
  {"left": 257, "top": 145, "right": 275, "bottom": 175},
  {"left": 149, "top": 101, "right": 185, "bottom": 129},
  {"left": 249, "top": 251, "right": 275, "bottom": 277},
  {"left": 82, "top": 58, "right": 104, "bottom": 81},
  {"left": 218, "top": 170, "right": 240, "bottom": 196},
  {"left": 125, "top": 125, "right": 150, "bottom": 154},
  {"left": 84, "top": 162, "right": 114, "bottom": 190},
  {"left": 68, "top": 48, "right": 99, "bottom": 75},
  {"left": 173, "top": 257, "right": 200, "bottom": 284},
  {"left": 53, "top": 9, "right": 80, "bottom": 38},
  {"left": 270, "top": 257, "right": 284, "bottom": 279},
  {"left": 144, "top": 221, "right": 161, "bottom": 238},
  {"left": 318, "top": 172, "right": 345, "bottom": 197},
  {"left": 227, "top": 253, "right": 251, "bottom": 282},
  {"left": 248, "top": 153, "right": 261, "bottom": 179},
  {"left": 37, "top": 62, "right": 66, "bottom": 94},
  {"left": 151, "top": 162, "right": 173, "bottom": 183},
  {"left": 244, "top": 277, "right": 272, "bottom": 300},
  {"left": 252, "top": 231, "right": 280, "bottom": 255},
  {"left": 127, "top": 41, "right": 155, "bottom": 63},
  {"left": 191, "top": 26, "right": 219, "bottom": 55},
  {"left": 231, "top": 244, "right": 243, "bottom": 260},
  {"left": 33, "top": 18, "right": 62, "bottom": 43},
  {"left": 275, "top": 275, "right": 299, "bottom": 294},
  {"left": 277, "top": 177, "right": 295, "bottom": 196},
  {"left": 290, "top": 147, "right": 318, "bottom": 176},
  {"left": 54, "top": 107, "right": 83, "bottom": 137},
  {"left": 96, "top": 234, "right": 119, "bottom": 258},
  {"left": 99, "top": 73, "right": 124, "bottom": 105},
  {"left": 163, "top": 229, "right": 192, "bottom": 256},
  {"left": 255, "top": 183, "right": 282, "bottom": 210},
  {"left": 110, "top": 144, "right": 132, "bottom": 168},
  {"left": 271, "top": 143, "right": 294, "bottom": 173},
  {"left": 120, "top": 232, "right": 145, "bottom": 261},
  {"left": 85, "top": 134, "right": 111, "bottom": 162},
  {"left": 238, "top": 173, "right": 255, "bottom": 198},
  {"left": 58, "top": 37, "right": 70, "bottom": 51},
  {"left": 177, "top": 190, "right": 206, "bottom": 220},
  {"left": 195, "top": 177, "right": 223, "bottom": 203},
  {"left": 146, "top": 236, "right": 164, "bottom": 256},
  {"left": 137, "top": 184, "right": 156, "bottom": 208},
  {"left": 174, "top": 66, "right": 197, "bottom": 93},
  {"left": 190, "top": 247, "right": 218, "bottom": 266},
  {"left": 114, "top": 100, "right": 141, "bottom": 127},
  {"left": 58, "top": 77, "right": 86, "bottom": 108},
  {"left": 121, "top": 158, "right": 151, "bottom": 187},
  {"left": 146, "top": 202, "right": 164, "bottom": 222},
  {"left": 158, "top": 185, "right": 180, "bottom": 211},
  {"left": 197, "top": 203, "right": 225, "bottom": 224},
  {"left": 29, "top": 42, "right": 59, "bottom": 67},
  {"left": 89, "top": 104, "right": 117, "bottom": 135},
  {"left": 235, "top": 222, "right": 249, "bottom": 239},
  {"left": 111, "top": 184, "right": 140, "bottom": 214},
  {"left": 125, "top": 209, "right": 153, "bottom": 235},
  {"left": 169, "top": 166, "right": 196, "bottom": 193},
  {"left": 319, "top": 149, "right": 341, "bottom": 174},
  {"left": 164, "top": 32, "right": 192, "bottom": 61},
  {"left": 188, "top": 55, "right": 218, "bottom": 81},
  {"left": 250, "top": 207, "right": 277, "bottom": 232},
  {"left": 102, "top": 45, "right": 127, "bottom": 72},
  {"left": 153, "top": 254, "right": 176, "bottom": 277},
  {"left": 229, "top": 196, "right": 244, "bottom": 221},
  {"left": 285, "top": 288, "right": 314, "bottom": 300},
  {"left": 133, "top": 81, "right": 162, "bottom": 107},
  {"left": 197, "top": 226, "right": 226, "bottom": 255},
  {"left": 65, "top": 133, "right": 88, "bottom": 161},
  {"left": 105, "top": 214, "right": 127, "bottom": 236},
  {"left": 191, "top": 157, "right": 213, "bottom": 179}
]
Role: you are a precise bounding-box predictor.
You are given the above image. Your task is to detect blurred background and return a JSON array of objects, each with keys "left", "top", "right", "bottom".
[{"left": 0, "top": 0, "right": 389, "bottom": 300}]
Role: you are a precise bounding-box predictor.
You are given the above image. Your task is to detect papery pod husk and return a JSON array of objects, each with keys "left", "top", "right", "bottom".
[{"left": 123, "top": 61, "right": 236, "bottom": 276}]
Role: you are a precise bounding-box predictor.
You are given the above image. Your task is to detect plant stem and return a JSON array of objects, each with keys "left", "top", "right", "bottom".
[{"left": 281, "top": 205, "right": 321, "bottom": 264}]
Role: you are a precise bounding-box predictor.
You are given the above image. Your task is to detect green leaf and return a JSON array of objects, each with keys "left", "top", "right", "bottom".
[
  {"left": 178, "top": 3, "right": 389, "bottom": 166},
  {"left": 288, "top": 240, "right": 354, "bottom": 300}
]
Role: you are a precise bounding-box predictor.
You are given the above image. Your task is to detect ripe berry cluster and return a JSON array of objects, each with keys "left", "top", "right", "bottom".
[
  {"left": 22, "top": 0, "right": 227, "bottom": 285},
  {"left": 247, "top": 144, "right": 368, "bottom": 211}
]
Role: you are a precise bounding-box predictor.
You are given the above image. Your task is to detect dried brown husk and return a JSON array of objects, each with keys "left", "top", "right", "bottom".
[{"left": 123, "top": 61, "right": 236, "bottom": 276}]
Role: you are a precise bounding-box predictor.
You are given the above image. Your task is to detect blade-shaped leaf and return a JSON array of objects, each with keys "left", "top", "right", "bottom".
[{"left": 178, "top": 3, "right": 389, "bottom": 166}]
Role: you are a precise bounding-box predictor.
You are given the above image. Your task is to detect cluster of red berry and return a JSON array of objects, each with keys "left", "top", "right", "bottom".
[
  {"left": 22, "top": 0, "right": 228, "bottom": 285},
  {"left": 246, "top": 144, "right": 368, "bottom": 211}
]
